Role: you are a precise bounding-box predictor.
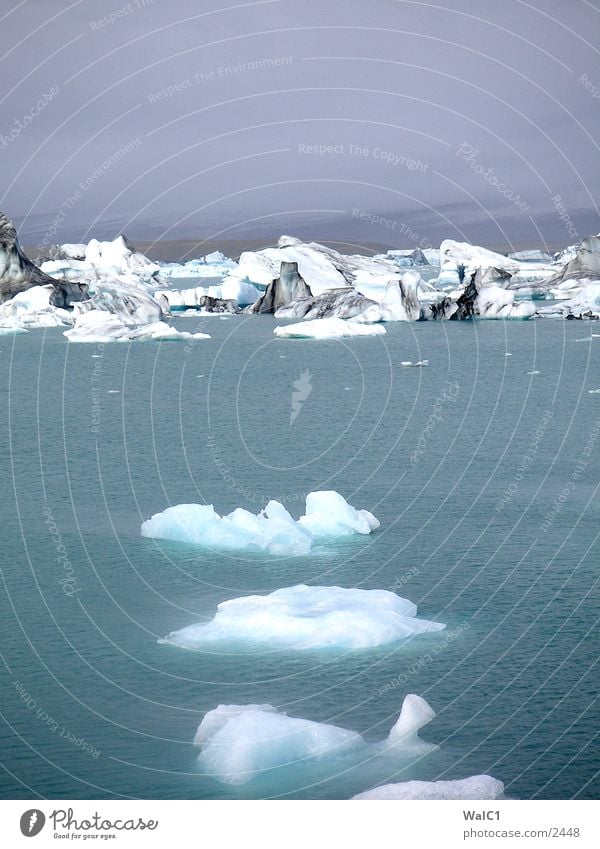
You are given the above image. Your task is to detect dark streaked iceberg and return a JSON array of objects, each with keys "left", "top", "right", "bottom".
[{"left": 248, "top": 260, "right": 312, "bottom": 313}]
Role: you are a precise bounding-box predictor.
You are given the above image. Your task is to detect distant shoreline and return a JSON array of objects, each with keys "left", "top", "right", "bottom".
[
  {"left": 23, "top": 236, "right": 573, "bottom": 265},
  {"left": 23, "top": 238, "right": 400, "bottom": 263}
]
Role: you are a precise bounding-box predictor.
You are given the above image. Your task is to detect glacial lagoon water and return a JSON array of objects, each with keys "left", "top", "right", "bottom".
[{"left": 0, "top": 315, "right": 598, "bottom": 799}]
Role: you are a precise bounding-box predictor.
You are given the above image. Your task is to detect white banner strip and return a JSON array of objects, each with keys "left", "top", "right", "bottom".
[{"left": 0, "top": 800, "right": 598, "bottom": 848}]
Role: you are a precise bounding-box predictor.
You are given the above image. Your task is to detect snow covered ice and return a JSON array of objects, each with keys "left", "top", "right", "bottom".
[
  {"left": 274, "top": 317, "right": 386, "bottom": 339},
  {"left": 0, "top": 285, "right": 72, "bottom": 330},
  {"left": 141, "top": 490, "right": 379, "bottom": 555},
  {"left": 64, "top": 310, "right": 211, "bottom": 343},
  {"left": 352, "top": 774, "right": 505, "bottom": 800},
  {"left": 160, "top": 584, "right": 445, "bottom": 651},
  {"left": 194, "top": 694, "right": 437, "bottom": 785}
]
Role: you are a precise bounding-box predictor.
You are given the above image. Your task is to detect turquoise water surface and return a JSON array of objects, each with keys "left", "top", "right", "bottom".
[{"left": 0, "top": 315, "right": 598, "bottom": 799}]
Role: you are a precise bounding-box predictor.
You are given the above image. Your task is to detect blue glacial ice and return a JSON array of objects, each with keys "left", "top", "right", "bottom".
[
  {"left": 160, "top": 584, "right": 445, "bottom": 651},
  {"left": 141, "top": 490, "right": 379, "bottom": 555},
  {"left": 194, "top": 694, "right": 436, "bottom": 785},
  {"left": 352, "top": 775, "right": 505, "bottom": 800}
]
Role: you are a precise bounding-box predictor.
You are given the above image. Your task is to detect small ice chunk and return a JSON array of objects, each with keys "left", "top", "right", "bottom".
[
  {"left": 274, "top": 317, "right": 386, "bottom": 339},
  {"left": 353, "top": 775, "right": 505, "bottom": 800},
  {"left": 299, "top": 490, "right": 380, "bottom": 537}
]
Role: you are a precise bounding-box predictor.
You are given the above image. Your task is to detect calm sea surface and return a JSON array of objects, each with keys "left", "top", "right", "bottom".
[{"left": 0, "top": 315, "right": 598, "bottom": 799}]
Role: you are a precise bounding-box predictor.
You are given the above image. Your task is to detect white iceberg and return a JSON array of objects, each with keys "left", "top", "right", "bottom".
[
  {"left": 222, "top": 235, "right": 403, "bottom": 298},
  {"left": 438, "top": 240, "right": 520, "bottom": 287},
  {"left": 157, "top": 278, "right": 260, "bottom": 310},
  {"left": 299, "top": 490, "right": 380, "bottom": 537},
  {"left": 274, "top": 317, "right": 386, "bottom": 339},
  {"left": 352, "top": 774, "right": 505, "bottom": 800},
  {"left": 475, "top": 286, "right": 535, "bottom": 319},
  {"left": 194, "top": 694, "right": 436, "bottom": 785},
  {"left": 537, "top": 281, "right": 600, "bottom": 319},
  {"left": 0, "top": 285, "right": 73, "bottom": 330},
  {"left": 157, "top": 251, "right": 237, "bottom": 279},
  {"left": 64, "top": 310, "right": 210, "bottom": 343},
  {"left": 161, "top": 584, "right": 445, "bottom": 651},
  {"left": 142, "top": 491, "right": 379, "bottom": 555}
]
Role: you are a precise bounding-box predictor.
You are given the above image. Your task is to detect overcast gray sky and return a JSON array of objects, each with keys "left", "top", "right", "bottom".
[{"left": 2, "top": 0, "right": 600, "bottom": 250}]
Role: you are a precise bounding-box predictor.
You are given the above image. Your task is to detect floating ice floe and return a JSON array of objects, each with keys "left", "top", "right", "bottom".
[
  {"left": 352, "top": 775, "right": 505, "bottom": 800},
  {"left": 141, "top": 490, "right": 379, "bottom": 555},
  {"left": 0, "top": 285, "right": 73, "bottom": 330},
  {"left": 157, "top": 251, "right": 237, "bottom": 279},
  {"left": 64, "top": 310, "right": 210, "bottom": 343},
  {"left": 274, "top": 317, "right": 386, "bottom": 339},
  {"left": 161, "top": 584, "right": 445, "bottom": 651},
  {"left": 157, "top": 278, "right": 260, "bottom": 311},
  {"left": 401, "top": 360, "right": 429, "bottom": 367},
  {"left": 42, "top": 234, "right": 160, "bottom": 281},
  {"left": 194, "top": 694, "right": 436, "bottom": 785},
  {"left": 221, "top": 235, "right": 402, "bottom": 299},
  {"left": 537, "top": 281, "right": 600, "bottom": 319}
]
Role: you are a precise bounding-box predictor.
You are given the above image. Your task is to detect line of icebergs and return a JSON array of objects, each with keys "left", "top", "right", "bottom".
[
  {"left": 142, "top": 489, "right": 506, "bottom": 796},
  {"left": 3, "top": 212, "right": 600, "bottom": 340}
]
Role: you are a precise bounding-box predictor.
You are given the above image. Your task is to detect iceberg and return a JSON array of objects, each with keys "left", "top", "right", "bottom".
[
  {"left": 141, "top": 491, "right": 379, "bottom": 555},
  {"left": 438, "top": 240, "right": 520, "bottom": 287},
  {"left": 275, "top": 287, "right": 378, "bottom": 321},
  {"left": 299, "top": 490, "right": 380, "bottom": 537},
  {"left": 1, "top": 212, "right": 55, "bottom": 303},
  {"left": 160, "top": 584, "right": 445, "bottom": 651},
  {"left": 430, "top": 279, "right": 534, "bottom": 320},
  {"left": 157, "top": 251, "right": 237, "bottom": 279},
  {"left": 536, "top": 281, "right": 600, "bottom": 319},
  {"left": 64, "top": 310, "right": 210, "bottom": 343},
  {"left": 0, "top": 284, "right": 73, "bottom": 330},
  {"left": 274, "top": 317, "right": 386, "bottom": 339},
  {"left": 352, "top": 775, "right": 505, "bottom": 800},
  {"left": 157, "top": 279, "right": 259, "bottom": 311},
  {"left": 544, "top": 235, "right": 600, "bottom": 287},
  {"left": 248, "top": 261, "right": 312, "bottom": 313},
  {"left": 221, "top": 235, "right": 402, "bottom": 298},
  {"left": 194, "top": 694, "right": 436, "bottom": 785}
]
